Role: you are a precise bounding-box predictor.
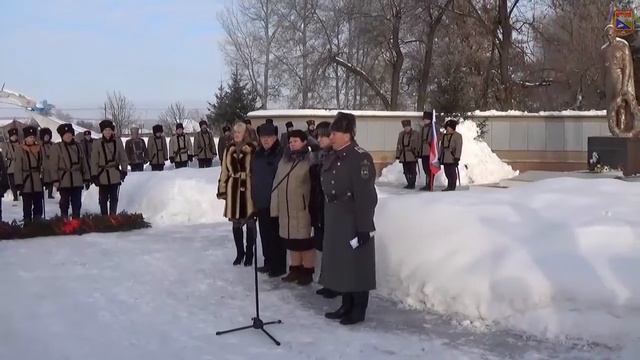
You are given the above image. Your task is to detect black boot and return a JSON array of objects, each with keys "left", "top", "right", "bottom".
[
  {"left": 325, "top": 293, "right": 353, "bottom": 320},
  {"left": 340, "top": 291, "right": 369, "bottom": 325},
  {"left": 47, "top": 185, "right": 54, "bottom": 199},
  {"left": 244, "top": 225, "right": 256, "bottom": 267},
  {"left": 232, "top": 227, "right": 245, "bottom": 266}
]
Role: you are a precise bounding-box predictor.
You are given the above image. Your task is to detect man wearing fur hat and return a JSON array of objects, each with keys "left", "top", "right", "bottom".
[
  {"left": 218, "top": 125, "right": 232, "bottom": 163},
  {"left": 321, "top": 112, "right": 378, "bottom": 326},
  {"left": 125, "top": 127, "right": 148, "bottom": 172},
  {"left": 14, "top": 126, "right": 45, "bottom": 222},
  {"left": 147, "top": 124, "right": 168, "bottom": 171},
  {"left": 91, "top": 120, "right": 129, "bottom": 215},
  {"left": 280, "top": 121, "right": 294, "bottom": 146},
  {"left": 243, "top": 118, "right": 259, "bottom": 145},
  {"left": 439, "top": 120, "right": 463, "bottom": 191},
  {"left": 50, "top": 124, "right": 91, "bottom": 218},
  {"left": 2, "top": 128, "right": 21, "bottom": 202},
  {"left": 418, "top": 111, "right": 436, "bottom": 191},
  {"left": 395, "top": 119, "right": 420, "bottom": 189},
  {"left": 169, "top": 123, "right": 193, "bottom": 169},
  {"left": 306, "top": 119, "right": 318, "bottom": 140},
  {"left": 193, "top": 120, "right": 217, "bottom": 168},
  {"left": 39, "top": 127, "right": 56, "bottom": 199},
  {"left": 79, "top": 130, "right": 94, "bottom": 175}
]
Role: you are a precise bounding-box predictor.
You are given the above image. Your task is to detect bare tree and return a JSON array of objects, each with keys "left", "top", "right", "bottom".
[
  {"left": 104, "top": 91, "right": 136, "bottom": 136},
  {"left": 158, "top": 102, "right": 188, "bottom": 135}
]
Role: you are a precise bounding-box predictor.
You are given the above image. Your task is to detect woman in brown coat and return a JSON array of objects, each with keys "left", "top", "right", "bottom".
[
  {"left": 217, "top": 122, "right": 257, "bottom": 266},
  {"left": 14, "top": 126, "right": 44, "bottom": 222},
  {"left": 50, "top": 124, "right": 91, "bottom": 218},
  {"left": 271, "top": 130, "right": 314, "bottom": 285}
]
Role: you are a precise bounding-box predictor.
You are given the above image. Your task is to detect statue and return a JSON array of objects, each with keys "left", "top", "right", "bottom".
[{"left": 603, "top": 24, "right": 640, "bottom": 137}]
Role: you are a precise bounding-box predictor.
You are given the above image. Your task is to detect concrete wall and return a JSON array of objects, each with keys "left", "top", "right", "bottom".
[{"left": 247, "top": 110, "right": 609, "bottom": 172}]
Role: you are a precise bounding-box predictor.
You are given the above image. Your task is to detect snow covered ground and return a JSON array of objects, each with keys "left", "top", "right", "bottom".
[{"left": 0, "top": 168, "right": 638, "bottom": 359}]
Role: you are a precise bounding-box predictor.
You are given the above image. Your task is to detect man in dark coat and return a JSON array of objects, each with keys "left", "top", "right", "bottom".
[
  {"left": 395, "top": 119, "right": 420, "bottom": 189},
  {"left": 251, "top": 122, "right": 286, "bottom": 277},
  {"left": 217, "top": 125, "right": 232, "bottom": 163},
  {"left": 320, "top": 112, "right": 378, "bottom": 326},
  {"left": 418, "top": 111, "right": 436, "bottom": 191},
  {"left": 124, "top": 127, "right": 148, "bottom": 172},
  {"left": 306, "top": 119, "right": 317, "bottom": 139},
  {"left": 440, "top": 120, "right": 463, "bottom": 191}
]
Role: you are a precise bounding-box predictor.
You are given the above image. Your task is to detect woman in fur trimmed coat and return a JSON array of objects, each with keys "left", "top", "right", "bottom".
[{"left": 217, "top": 122, "right": 258, "bottom": 266}]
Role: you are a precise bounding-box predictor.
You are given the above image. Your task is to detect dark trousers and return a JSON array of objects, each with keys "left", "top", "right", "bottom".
[
  {"left": 98, "top": 185, "right": 120, "bottom": 215},
  {"left": 197, "top": 159, "right": 213, "bottom": 168},
  {"left": 59, "top": 187, "right": 83, "bottom": 218},
  {"left": 8, "top": 174, "right": 18, "bottom": 201},
  {"left": 175, "top": 161, "right": 188, "bottom": 169},
  {"left": 22, "top": 192, "right": 44, "bottom": 223},
  {"left": 401, "top": 161, "right": 417, "bottom": 187},
  {"left": 444, "top": 164, "right": 458, "bottom": 190},
  {"left": 130, "top": 163, "right": 144, "bottom": 172},
  {"left": 257, "top": 209, "right": 285, "bottom": 273},
  {"left": 232, "top": 219, "right": 257, "bottom": 257},
  {"left": 151, "top": 164, "right": 164, "bottom": 171},
  {"left": 420, "top": 157, "right": 433, "bottom": 190}
]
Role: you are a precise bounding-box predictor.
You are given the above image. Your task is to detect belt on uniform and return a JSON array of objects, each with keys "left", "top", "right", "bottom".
[
  {"left": 231, "top": 173, "right": 247, "bottom": 179},
  {"left": 325, "top": 192, "right": 353, "bottom": 203}
]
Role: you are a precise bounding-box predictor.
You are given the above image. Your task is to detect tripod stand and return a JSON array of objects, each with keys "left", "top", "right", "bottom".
[{"left": 216, "top": 232, "right": 283, "bottom": 346}]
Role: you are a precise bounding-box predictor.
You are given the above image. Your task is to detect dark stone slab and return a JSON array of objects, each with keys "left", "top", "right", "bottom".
[{"left": 587, "top": 136, "right": 640, "bottom": 176}]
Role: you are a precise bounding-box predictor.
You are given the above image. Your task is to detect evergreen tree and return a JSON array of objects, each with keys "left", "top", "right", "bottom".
[{"left": 207, "top": 68, "right": 258, "bottom": 134}]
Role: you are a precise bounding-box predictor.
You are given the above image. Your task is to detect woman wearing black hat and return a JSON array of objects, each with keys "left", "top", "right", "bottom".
[
  {"left": 147, "top": 124, "right": 168, "bottom": 171},
  {"left": 91, "top": 120, "right": 129, "bottom": 215},
  {"left": 50, "top": 124, "right": 91, "bottom": 218},
  {"left": 439, "top": 120, "right": 463, "bottom": 191},
  {"left": 169, "top": 123, "right": 193, "bottom": 169},
  {"left": 320, "top": 112, "right": 378, "bottom": 325},
  {"left": 2, "top": 128, "right": 21, "bottom": 202},
  {"left": 193, "top": 120, "right": 217, "bottom": 168},
  {"left": 14, "top": 126, "right": 45, "bottom": 222},
  {"left": 39, "top": 127, "right": 56, "bottom": 199}
]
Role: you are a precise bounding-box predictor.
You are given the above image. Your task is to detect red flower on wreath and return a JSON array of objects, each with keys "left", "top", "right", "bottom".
[{"left": 61, "top": 219, "right": 82, "bottom": 235}]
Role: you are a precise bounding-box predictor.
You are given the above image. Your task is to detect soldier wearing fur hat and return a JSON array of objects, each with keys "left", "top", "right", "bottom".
[
  {"left": 279, "top": 121, "right": 294, "bottom": 146},
  {"left": 91, "top": 120, "right": 128, "bottom": 215},
  {"left": 243, "top": 118, "right": 259, "bottom": 145},
  {"left": 193, "top": 120, "right": 217, "bottom": 168},
  {"left": 306, "top": 119, "right": 318, "bottom": 140},
  {"left": 0, "top": 153, "right": 10, "bottom": 221},
  {"left": 147, "top": 124, "right": 168, "bottom": 171},
  {"left": 169, "top": 123, "right": 193, "bottom": 169},
  {"left": 50, "top": 124, "right": 91, "bottom": 218},
  {"left": 125, "top": 127, "right": 148, "bottom": 172},
  {"left": 79, "top": 130, "right": 94, "bottom": 175},
  {"left": 395, "top": 119, "right": 420, "bottom": 189},
  {"left": 2, "top": 127, "right": 21, "bottom": 201},
  {"left": 439, "top": 120, "right": 463, "bottom": 191},
  {"left": 217, "top": 121, "right": 258, "bottom": 266},
  {"left": 39, "top": 127, "right": 56, "bottom": 199},
  {"left": 218, "top": 125, "right": 232, "bottom": 163},
  {"left": 418, "top": 111, "right": 436, "bottom": 191},
  {"left": 320, "top": 112, "right": 378, "bottom": 326},
  {"left": 14, "top": 126, "right": 45, "bottom": 222}
]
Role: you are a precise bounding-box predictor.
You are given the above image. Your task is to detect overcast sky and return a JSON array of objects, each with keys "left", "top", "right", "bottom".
[{"left": 0, "top": 0, "right": 231, "bottom": 119}]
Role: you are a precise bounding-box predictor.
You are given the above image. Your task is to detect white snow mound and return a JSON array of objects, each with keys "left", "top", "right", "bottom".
[
  {"left": 375, "top": 177, "right": 640, "bottom": 346},
  {"left": 378, "top": 120, "right": 518, "bottom": 186}
]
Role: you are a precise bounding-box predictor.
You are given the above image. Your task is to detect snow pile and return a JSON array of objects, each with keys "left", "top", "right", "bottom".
[
  {"left": 378, "top": 120, "right": 518, "bottom": 186},
  {"left": 82, "top": 168, "right": 226, "bottom": 226},
  {"left": 472, "top": 109, "right": 606, "bottom": 117},
  {"left": 375, "top": 178, "right": 640, "bottom": 346}
]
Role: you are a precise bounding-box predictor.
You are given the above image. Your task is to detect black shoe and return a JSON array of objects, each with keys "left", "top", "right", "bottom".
[
  {"left": 407, "top": 184, "right": 415, "bottom": 189},
  {"left": 339, "top": 311, "right": 365, "bottom": 325},
  {"left": 316, "top": 287, "right": 330, "bottom": 296},
  {"left": 322, "top": 289, "right": 340, "bottom": 299},
  {"left": 340, "top": 291, "right": 368, "bottom": 325},
  {"left": 419, "top": 185, "right": 429, "bottom": 191},
  {"left": 402, "top": 184, "right": 411, "bottom": 189},
  {"left": 325, "top": 294, "right": 353, "bottom": 320},
  {"left": 233, "top": 254, "right": 245, "bottom": 266},
  {"left": 257, "top": 265, "right": 270, "bottom": 274},
  {"left": 243, "top": 253, "right": 253, "bottom": 267}
]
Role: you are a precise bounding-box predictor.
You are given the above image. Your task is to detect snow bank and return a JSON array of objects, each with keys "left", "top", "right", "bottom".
[
  {"left": 472, "top": 109, "right": 606, "bottom": 117},
  {"left": 82, "top": 168, "right": 226, "bottom": 226},
  {"left": 375, "top": 178, "right": 640, "bottom": 346},
  {"left": 378, "top": 120, "right": 518, "bottom": 186}
]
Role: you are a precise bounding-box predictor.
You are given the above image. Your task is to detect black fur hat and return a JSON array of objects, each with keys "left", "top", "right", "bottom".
[
  {"left": 39, "top": 127, "right": 53, "bottom": 141},
  {"left": 445, "top": 119, "right": 458, "bottom": 131},
  {"left": 288, "top": 129, "right": 308, "bottom": 142},
  {"left": 199, "top": 120, "right": 208, "bottom": 128},
  {"left": 285, "top": 121, "right": 294, "bottom": 129},
  {"left": 152, "top": 124, "right": 164, "bottom": 134},
  {"left": 316, "top": 121, "right": 331, "bottom": 138},
  {"left": 176, "top": 123, "right": 184, "bottom": 131},
  {"left": 401, "top": 119, "right": 411, "bottom": 127},
  {"left": 23, "top": 126, "right": 38, "bottom": 139},
  {"left": 265, "top": 118, "right": 274, "bottom": 124},
  {"left": 57, "top": 123, "right": 75, "bottom": 137},
  {"left": 99, "top": 120, "right": 115, "bottom": 132},
  {"left": 330, "top": 112, "right": 356, "bottom": 137},
  {"left": 8, "top": 128, "right": 18, "bottom": 137},
  {"left": 257, "top": 123, "right": 277, "bottom": 137},
  {"left": 83, "top": 130, "right": 92, "bottom": 136},
  {"left": 423, "top": 111, "right": 433, "bottom": 120},
  {"left": 222, "top": 125, "right": 231, "bottom": 133},
  {"left": 306, "top": 119, "right": 315, "bottom": 126},
  {"left": 244, "top": 119, "right": 252, "bottom": 125}
]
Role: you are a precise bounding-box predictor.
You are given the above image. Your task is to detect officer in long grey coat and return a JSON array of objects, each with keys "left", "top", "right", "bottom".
[{"left": 320, "top": 112, "right": 378, "bottom": 326}]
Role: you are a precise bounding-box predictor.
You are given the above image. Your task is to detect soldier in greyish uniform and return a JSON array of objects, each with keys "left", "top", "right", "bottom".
[
  {"left": 320, "top": 112, "right": 378, "bottom": 326},
  {"left": 2, "top": 128, "right": 21, "bottom": 202},
  {"left": 395, "top": 119, "right": 420, "bottom": 189},
  {"left": 440, "top": 119, "right": 463, "bottom": 191}
]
